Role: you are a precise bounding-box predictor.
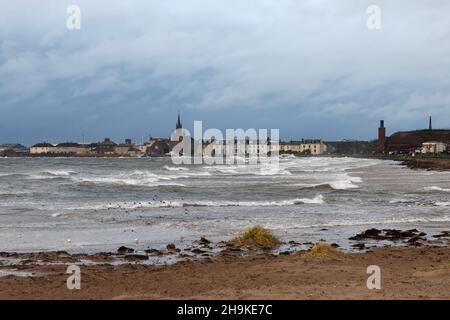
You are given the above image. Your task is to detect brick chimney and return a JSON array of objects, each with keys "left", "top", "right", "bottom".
[{"left": 377, "top": 120, "right": 386, "bottom": 154}]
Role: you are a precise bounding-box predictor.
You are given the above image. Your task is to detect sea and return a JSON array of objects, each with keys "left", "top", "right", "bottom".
[{"left": 0, "top": 156, "right": 449, "bottom": 253}]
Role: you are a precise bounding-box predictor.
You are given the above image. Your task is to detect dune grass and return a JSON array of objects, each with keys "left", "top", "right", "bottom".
[
  {"left": 231, "top": 225, "right": 281, "bottom": 247},
  {"left": 300, "top": 241, "right": 347, "bottom": 261}
]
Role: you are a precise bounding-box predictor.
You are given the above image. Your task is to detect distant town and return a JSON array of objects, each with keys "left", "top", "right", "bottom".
[{"left": 0, "top": 115, "right": 449, "bottom": 158}]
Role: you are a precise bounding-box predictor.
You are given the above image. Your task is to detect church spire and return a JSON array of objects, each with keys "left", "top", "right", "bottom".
[{"left": 176, "top": 112, "right": 182, "bottom": 130}]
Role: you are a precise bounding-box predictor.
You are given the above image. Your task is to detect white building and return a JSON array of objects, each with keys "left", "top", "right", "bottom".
[
  {"left": 30, "top": 142, "right": 55, "bottom": 154},
  {"left": 52, "top": 142, "right": 81, "bottom": 154},
  {"left": 280, "top": 140, "right": 327, "bottom": 155},
  {"left": 202, "top": 139, "right": 278, "bottom": 157},
  {"left": 421, "top": 141, "right": 447, "bottom": 154}
]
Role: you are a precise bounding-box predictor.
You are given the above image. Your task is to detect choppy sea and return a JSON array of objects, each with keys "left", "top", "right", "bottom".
[{"left": 0, "top": 156, "right": 449, "bottom": 252}]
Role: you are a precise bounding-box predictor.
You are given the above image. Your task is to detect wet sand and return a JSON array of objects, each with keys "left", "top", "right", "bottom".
[{"left": 0, "top": 244, "right": 449, "bottom": 300}]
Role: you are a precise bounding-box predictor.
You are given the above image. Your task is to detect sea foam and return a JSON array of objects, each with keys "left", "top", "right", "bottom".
[{"left": 88, "top": 194, "right": 325, "bottom": 210}]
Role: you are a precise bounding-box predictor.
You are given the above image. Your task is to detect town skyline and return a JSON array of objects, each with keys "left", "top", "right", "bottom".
[
  {"left": 2, "top": 114, "right": 448, "bottom": 158},
  {"left": 1, "top": 113, "right": 446, "bottom": 147}
]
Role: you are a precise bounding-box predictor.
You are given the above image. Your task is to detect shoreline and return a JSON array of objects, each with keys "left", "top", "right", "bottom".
[
  {"left": 377, "top": 155, "right": 450, "bottom": 171},
  {"left": 0, "top": 229, "right": 448, "bottom": 300}
]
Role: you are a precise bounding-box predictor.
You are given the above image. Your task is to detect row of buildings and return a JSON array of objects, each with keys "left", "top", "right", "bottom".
[
  {"left": 1, "top": 115, "right": 329, "bottom": 157},
  {"left": 11, "top": 138, "right": 327, "bottom": 158},
  {"left": 30, "top": 139, "right": 139, "bottom": 156},
  {"left": 4, "top": 115, "right": 448, "bottom": 158},
  {"left": 27, "top": 138, "right": 175, "bottom": 157},
  {"left": 184, "top": 138, "right": 327, "bottom": 157}
]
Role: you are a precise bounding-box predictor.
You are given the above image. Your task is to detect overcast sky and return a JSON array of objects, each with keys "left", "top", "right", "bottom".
[{"left": 1, "top": 0, "right": 450, "bottom": 145}]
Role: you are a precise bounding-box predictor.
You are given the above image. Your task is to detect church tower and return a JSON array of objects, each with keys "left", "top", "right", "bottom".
[{"left": 176, "top": 113, "right": 182, "bottom": 130}]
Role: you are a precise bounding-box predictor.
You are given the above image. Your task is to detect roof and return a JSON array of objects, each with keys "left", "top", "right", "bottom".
[
  {"left": 98, "top": 140, "right": 117, "bottom": 146},
  {"left": 31, "top": 142, "right": 54, "bottom": 148},
  {"left": 56, "top": 142, "right": 80, "bottom": 147},
  {"left": 287, "top": 140, "right": 323, "bottom": 144}
]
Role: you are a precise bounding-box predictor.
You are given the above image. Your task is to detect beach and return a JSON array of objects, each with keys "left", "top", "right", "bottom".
[{"left": 0, "top": 242, "right": 449, "bottom": 300}]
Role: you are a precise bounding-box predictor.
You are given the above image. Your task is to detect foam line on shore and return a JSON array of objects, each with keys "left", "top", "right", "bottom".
[{"left": 66, "top": 195, "right": 326, "bottom": 211}]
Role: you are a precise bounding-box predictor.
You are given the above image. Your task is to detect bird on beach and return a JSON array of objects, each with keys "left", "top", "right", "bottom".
[{"left": 67, "top": 239, "right": 72, "bottom": 243}]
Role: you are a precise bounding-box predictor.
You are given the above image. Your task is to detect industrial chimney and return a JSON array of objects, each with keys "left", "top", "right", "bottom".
[{"left": 377, "top": 120, "right": 386, "bottom": 154}]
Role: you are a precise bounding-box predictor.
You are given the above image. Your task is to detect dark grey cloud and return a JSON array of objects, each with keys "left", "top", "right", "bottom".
[{"left": 1, "top": 0, "right": 450, "bottom": 144}]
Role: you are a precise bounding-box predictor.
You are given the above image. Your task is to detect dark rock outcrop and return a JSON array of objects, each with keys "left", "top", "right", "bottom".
[
  {"left": 117, "top": 246, "right": 134, "bottom": 254},
  {"left": 144, "top": 249, "right": 163, "bottom": 256},
  {"left": 349, "top": 228, "right": 426, "bottom": 242}
]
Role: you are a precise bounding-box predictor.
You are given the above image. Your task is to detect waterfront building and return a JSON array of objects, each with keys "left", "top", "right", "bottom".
[
  {"left": 145, "top": 138, "right": 170, "bottom": 156},
  {"left": 280, "top": 139, "right": 327, "bottom": 155},
  {"left": 0, "top": 144, "right": 29, "bottom": 157},
  {"left": 52, "top": 142, "right": 81, "bottom": 155},
  {"left": 90, "top": 138, "right": 118, "bottom": 154},
  {"left": 114, "top": 139, "right": 140, "bottom": 156},
  {"left": 421, "top": 141, "right": 447, "bottom": 154},
  {"left": 30, "top": 142, "right": 54, "bottom": 154},
  {"left": 0, "top": 144, "right": 27, "bottom": 152}
]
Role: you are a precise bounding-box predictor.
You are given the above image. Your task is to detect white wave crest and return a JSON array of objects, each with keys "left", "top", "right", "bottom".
[
  {"left": 435, "top": 201, "right": 450, "bottom": 207},
  {"left": 163, "top": 165, "right": 189, "bottom": 172},
  {"left": 294, "top": 175, "right": 361, "bottom": 190},
  {"left": 254, "top": 167, "right": 292, "bottom": 176},
  {"left": 74, "top": 169, "right": 212, "bottom": 187},
  {"left": 44, "top": 170, "right": 77, "bottom": 176},
  {"left": 425, "top": 186, "right": 450, "bottom": 193},
  {"left": 328, "top": 175, "right": 362, "bottom": 190},
  {"left": 51, "top": 212, "right": 65, "bottom": 217}
]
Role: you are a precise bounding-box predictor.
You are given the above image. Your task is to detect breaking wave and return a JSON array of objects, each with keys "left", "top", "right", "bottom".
[
  {"left": 253, "top": 167, "right": 292, "bottom": 176},
  {"left": 75, "top": 171, "right": 185, "bottom": 187},
  {"left": 163, "top": 166, "right": 189, "bottom": 172},
  {"left": 73, "top": 170, "right": 212, "bottom": 187},
  {"left": 425, "top": 186, "right": 450, "bottom": 193},
  {"left": 293, "top": 176, "right": 362, "bottom": 190},
  {"left": 435, "top": 202, "right": 450, "bottom": 207},
  {"left": 203, "top": 165, "right": 291, "bottom": 176},
  {"left": 43, "top": 170, "right": 77, "bottom": 176}
]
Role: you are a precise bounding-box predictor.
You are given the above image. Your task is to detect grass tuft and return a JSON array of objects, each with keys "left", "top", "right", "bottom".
[
  {"left": 300, "top": 241, "right": 347, "bottom": 261},
  {"left": 231, "top": 225, "right": 281, "bottom": 247}
]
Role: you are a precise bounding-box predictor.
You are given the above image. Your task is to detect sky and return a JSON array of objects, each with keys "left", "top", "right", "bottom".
[{"left": 1, "top": 0, "right": 450, "bottom": 145}]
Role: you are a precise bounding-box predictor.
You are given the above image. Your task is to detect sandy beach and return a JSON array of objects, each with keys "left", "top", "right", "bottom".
[{"left": 1, "top": 237, "right": 449, "bottom": 300}]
